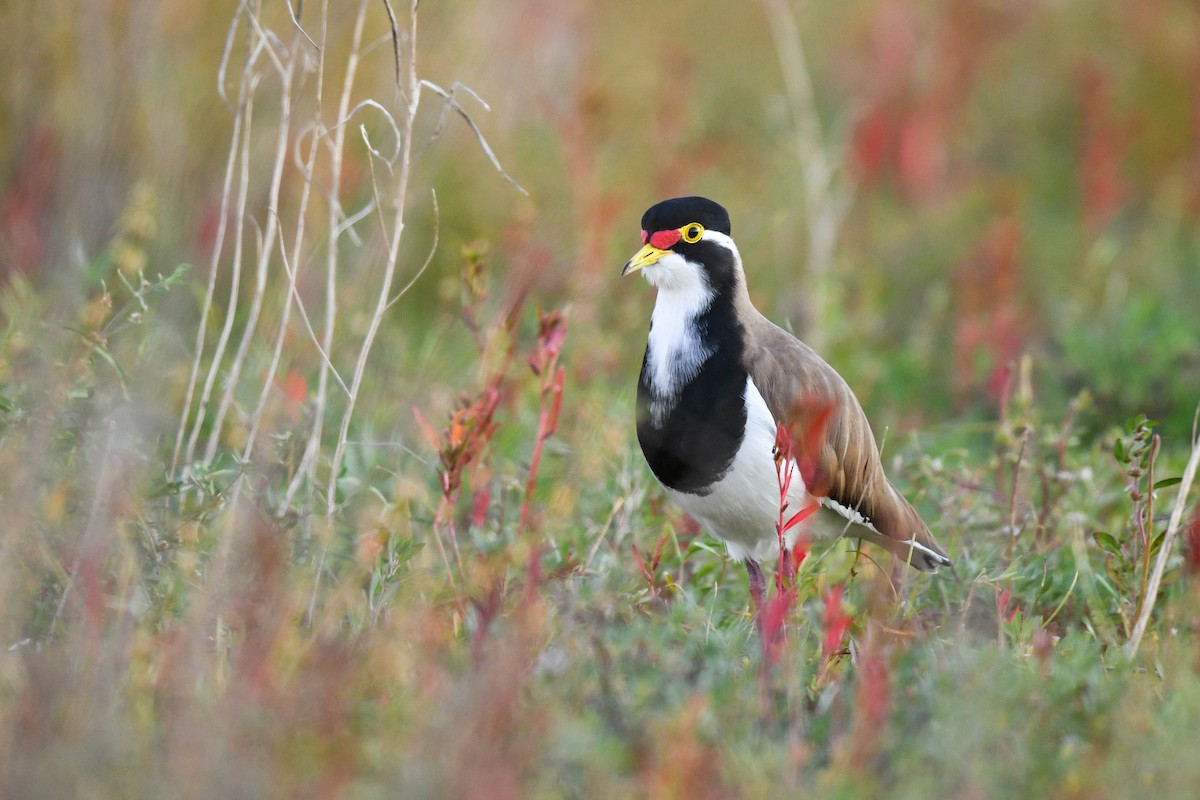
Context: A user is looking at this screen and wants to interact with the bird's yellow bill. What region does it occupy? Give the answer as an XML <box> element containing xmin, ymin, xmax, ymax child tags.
<box><xmin>621</xmin><ymin>245</ymin><xmax>669</xmax><ymax>276</ymax></box>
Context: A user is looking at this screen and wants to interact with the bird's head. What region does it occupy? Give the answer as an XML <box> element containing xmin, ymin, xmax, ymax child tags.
<box><xmin>621</xmin><ymin>196</ymin><xmax>740</xmax><ymax>293</ymax></box>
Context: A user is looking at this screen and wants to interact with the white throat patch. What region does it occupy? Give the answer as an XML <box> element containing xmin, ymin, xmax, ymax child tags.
<box><xmin>644</xmin><ymin>252</ymin><xmax>713</xmax><ymax>424</ymax></box>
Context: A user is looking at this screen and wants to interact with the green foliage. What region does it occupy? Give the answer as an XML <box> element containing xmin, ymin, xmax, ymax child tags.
<box><xmin>2</xmin><ymin>0</ymin><xmax>1200</xmax><ymax>798</ymax></box>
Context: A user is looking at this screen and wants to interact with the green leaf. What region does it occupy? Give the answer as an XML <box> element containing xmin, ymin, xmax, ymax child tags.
<box><xmin>1093</xmin><ymin>531</ymin><xmax>1122</xmax><ymax>557</ymax></box>
<box><xmin>1113</xmin><ymin>438</ymin><xmax>1126</xmax><ymax>462</ymax></box>
<box><xmin>687</xmin><ymin>538</ymin><xmax>724</xmax><ymax>557</ymax></box>
<box><xmin>1153</xmin><ymin>476</ymin><xmax>1182</xmax><ymax>490</ymax></box>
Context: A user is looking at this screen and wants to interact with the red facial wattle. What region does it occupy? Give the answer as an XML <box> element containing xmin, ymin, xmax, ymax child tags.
<box><xmin>647</xmin><ymin>229</ymin><xmax>682</xmax><ymax>250</ymax></box>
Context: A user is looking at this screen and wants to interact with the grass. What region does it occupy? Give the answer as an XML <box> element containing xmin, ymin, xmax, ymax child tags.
<box><xmin>3</xmin><ymin>0</ymin><xmax>1200</xmax><ymax>797</ymax></box>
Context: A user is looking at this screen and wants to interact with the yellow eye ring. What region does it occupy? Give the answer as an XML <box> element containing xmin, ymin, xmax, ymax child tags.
<box><xmin>681</xmin><ymin>223</ymin><xmax>704</xmax><ymax>244</ymax></box>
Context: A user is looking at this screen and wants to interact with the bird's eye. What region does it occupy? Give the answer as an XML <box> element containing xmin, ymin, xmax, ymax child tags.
<box><xmin>681</xmin><ymin>223</ymin><xmax>704</xmax><ymax>243</ymax></box>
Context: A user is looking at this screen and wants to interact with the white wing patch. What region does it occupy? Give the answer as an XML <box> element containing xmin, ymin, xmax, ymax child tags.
<box><xmin>820</xmin><ymin>496</ymin><xmax>878</xmax><ymax>532</ymax></box>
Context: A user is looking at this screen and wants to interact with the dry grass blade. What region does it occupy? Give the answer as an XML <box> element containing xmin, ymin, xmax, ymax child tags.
<box><xmin>1127</xmin><ymin>405</ymin><xmax>1200</xmax><ymax>658</ymax></box>
<box><xmin>380</xmin><ymin>0</ymin><xmax>402</xmax><ymax>88</ymax></box>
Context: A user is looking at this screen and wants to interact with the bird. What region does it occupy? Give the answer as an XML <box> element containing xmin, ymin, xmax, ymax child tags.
<box><xmin>622</xmin><ymin>196</ymin><xmax>951</xmax><ymax>602</ymax></box>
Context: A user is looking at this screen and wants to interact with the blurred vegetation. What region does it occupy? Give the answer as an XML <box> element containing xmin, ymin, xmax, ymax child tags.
<box><xmin>1</xmin><ymin>0</ymin><xmax>1199</xmax><ymax>797</ymax></box>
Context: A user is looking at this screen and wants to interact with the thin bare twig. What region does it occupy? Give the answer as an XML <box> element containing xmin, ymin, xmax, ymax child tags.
<box><xmin>324</xmin><ymin>8</ymin><xmax>423</xmax><ymax>520</ymax></box>
<box><xmin>309</xmin><ymin>0</ymin><xmax>420</xmax><ymax>617</ymax></box>
<box><xmin>289</xmin><ymin>122</ymin><xmax>367</xmax><ymax>247</ymax></box>
<box><xmin>419</xmin><ymin>79</ymin><xmax>528</xmax><ymax>195</ymax></box>
<box><xmin>171</xmin><ymin>101</ymin><xmax>244</xmax><ymax>477</ymax></box>
<box><xmin>385</xmin><ymin>189</ymin><xmax>438</xmax><ymax>311</ymax></box>
<box><xmin>335</xmin><ymin>197</ymin><xmax>376</xmax><ymax>242</ymax></box>
<box><xmin>380</xmin><ymin>0</ymin><xmax>402</xmax><ymax>88</ymax></box>
<box><xmin>242</xmin><ymin>0</ymin><xmax>289</xmax><ymax>77</ymax></box>
<box><xmin>181</xmin><ymin>80</ymin><xmax>258</xmax><ymax>473</ymax></box>
<box><xmin>216</xmin><ymin>3</ymin><xmax>246</xmax><ymax>110</ymax></box>
<box><xmin>175</xmin><ymin>16</ymin><xmax>271</xmax><ymax>479</ymax></box>
<box><xmin>273</xmin><ymin>227</ymin><xmax>350</xmax><ymax>398</ymax></box>
<box><xmin>426</xmin><ymin>81</ymin><xmax>490</xmax><ymax>148</ymax></box>
<box><xmin>240</xmin><ymin>23</ymin><xmax>329</xmax><ymax>470</ymax></box>
<box><xmin>204</xmin><ymin>41</ymin><xmax>299</xmax><ymax>466</ymax></box>
<box><xmin>285</xmin><ymin>0</ymin><xmax>320</xmax><ymax>51</ymax></box>
<box><xmin>281</xmin><ymin>0</ymin><xmax>371</xmax><ymax>516</ymax></box>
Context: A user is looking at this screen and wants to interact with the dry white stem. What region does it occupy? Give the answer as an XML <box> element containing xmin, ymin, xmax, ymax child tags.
<box><xmin>345</xmin><ymin>99</ymin><xmax>403</xmax><ymax>164</ymax></box>
<box><xmin>192</xmin><ymin>0</ymin><xmax>521</xmax><ymax>538</ymax></box>
<box><xmin>281</xmin><ymin>0</ymin><xmax>371</xmax><ymax>516</ymax></box>
<box><xmin>174</xmin><ymin>16</ymin><xmax>269</xmax><ymax>478</ymax></box>
<box><xmin>758</xmin><ymin>0</ymin><xmax>852</xmax><ymax>350</ymax></box>
<box><xmin>290</xmin><ymin>122</ymin><xmax>371</xmax><ymax>248</ymax></box>
<box><xmin>324</xmin><ymin>0</ymin><xmax>422</xmax><ymax>526</ymax></box>
<box><xmin>380</xmin><ymin>0</ymin><xmax>402</xmax><ymax>87</ymax></box>
<box><xmin>273</xmin><ymin>216</ymin><xmax>350</xmax><ymax>398</ymax></box>
<box><xmin>203</xmin><ymin>40</ymin><xmax>298</xmax><ymax>465</ymax></box>
<box><xmin>420</xmin><ymin>79</ymin><xmax>527</xmax><ymax>195</ymax></box>
<box><xmin>181</xmin><ymin>77</ymin><xmax>259</xmax><ymax>473</ymax></box>
<box><xmin>1127</xmin><ymin>407</ymin><xmax>1200</xmax><ymax>658</ymax></box>
<box><xmin>239</xmin><ymin>17</ymin><xmax>331</xmax><ymax>470</ymax></box>
<box><xmin>285</xmin><ymin>0</ymin><xmax>320</xmax><ymax>52</ymax></box>
<box><xmin>334</xmin><ymin>197</ymin><xmax>376</xmax><ymax>244</ymax></box>
<box><xmin>181</xmin><ymin>31</ymin><xmax>273</xmax><ymax>474</ymax></box>
<box><xmin>238</xmin><ymin>224</ymin><xmax>302</xmax><ymax>467</ymax></box>
<box><xmin>171</xmin><ymin>99</ymin><xmax>243</xmax><ymax>477</ymax></box>
<box><xmin>425</xmin><ymin>81</ymin><xmax>491</xmax><ymax>150</ymax></box>
<box><xmin>242</xmin><ymin>0</ymin><xmax>289</xmax><ymax>77</ymax></box>
<box><xmin>216</xmin><ymin>3</ymin><xmax>246</xmax><ymax>109</ymax></box>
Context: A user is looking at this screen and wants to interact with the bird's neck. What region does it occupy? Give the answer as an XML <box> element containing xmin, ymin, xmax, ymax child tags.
<box><xmin>644</xmin><ymin>280</ymin><xmax>742</xmax><ymax>401</ymax></box>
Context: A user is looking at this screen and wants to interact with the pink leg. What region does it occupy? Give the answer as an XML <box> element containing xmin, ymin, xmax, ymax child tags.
<box><xmin>745</xmin><ymin>559</ymin><xmax>766</xmax><ymax>614</ymax></box>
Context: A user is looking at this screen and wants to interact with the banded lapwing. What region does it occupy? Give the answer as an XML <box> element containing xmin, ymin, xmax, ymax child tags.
<box><xmin>622</xmin><ymin>196</ymin><xmax>950</xmax><ymax>601</ymax></box>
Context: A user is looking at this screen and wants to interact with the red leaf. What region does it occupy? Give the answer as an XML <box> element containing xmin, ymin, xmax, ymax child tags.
<box><xmin>412</xmin><ymin>405</ymin><xmax>441</xmax><ymax>451</ymax></box>
<box><xmin>783</xmin><ymin>502</ymin><xmax>820</xmax><ymax>533</ymax></box>
<box><xmin>995</xmin><ymin>586</ymin><xmax>1017</xmax><ymax>623</ymax></box>
<box><xmin>469</xmin><ymin>486</ymin><xmax>490</xmax><ymax>529</ymax></box>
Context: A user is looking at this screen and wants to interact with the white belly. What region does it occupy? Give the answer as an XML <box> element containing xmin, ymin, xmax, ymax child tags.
<box><xmin>663</xmin><ymin>378</ymin><xmax>809</xmax><ymax>563</ymax></box>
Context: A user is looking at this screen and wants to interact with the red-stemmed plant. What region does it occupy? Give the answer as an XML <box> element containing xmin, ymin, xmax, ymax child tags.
<box><xmin>519</xmin><ymin>307</ymin><xmax>568</xmax><ymax>534</ymax></box>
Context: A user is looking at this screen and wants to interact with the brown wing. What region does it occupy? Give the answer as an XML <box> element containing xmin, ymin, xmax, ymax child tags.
<box><xmin>741</xmin><ymin>310</ymin><xmax>948</xmax><ymax>562</ymax></box>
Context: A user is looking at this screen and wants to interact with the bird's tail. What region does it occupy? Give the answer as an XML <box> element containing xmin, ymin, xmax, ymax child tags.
<box><xmin>810</xmin><ymin>500</ymin><xmax>952</xmax><ymax>573</ymax></box>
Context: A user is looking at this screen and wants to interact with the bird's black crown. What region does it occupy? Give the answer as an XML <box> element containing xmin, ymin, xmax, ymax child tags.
<box><xmin>640</xmin><ymin>196</ymin><xmax>731</xmax><ymax>237</ymax></box>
